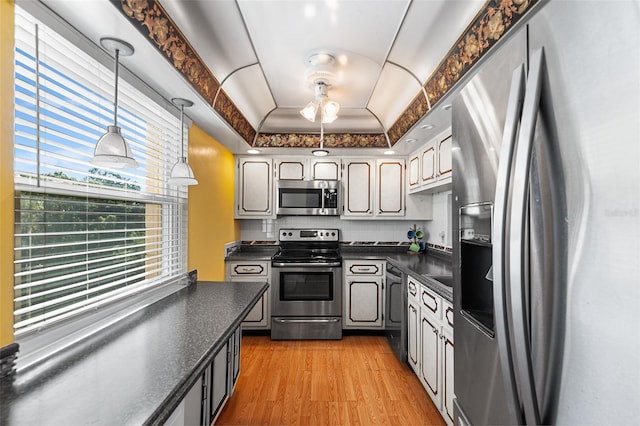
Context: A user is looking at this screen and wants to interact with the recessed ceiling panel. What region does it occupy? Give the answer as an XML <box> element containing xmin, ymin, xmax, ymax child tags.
<box><xmin>221</xmin><ymin>64</ymin><xmax>275</xmax><ymax>128</ymax></box>
<box><xmin>158</xmin><ymin>0</ymin><xmax>258</xmax><ymax>82</ymax></box>
<box><xmin>368</xmin><ymin>63</ymin><xmax>425</xmax><ymax>129</ymax></box>
<box><xmin>237</xmin><ymin>0</ymin><xmax>411</xmax><ymax>108</ymax></box>
<box><xmin>388</xmin><ymin>0</ymin><xmax>485</xmax><ymax>82</ymax></box>
<box><xmin>261</xmin><ymin>108</ymin><xmax>381</xmax><ymax>134</ymax></box>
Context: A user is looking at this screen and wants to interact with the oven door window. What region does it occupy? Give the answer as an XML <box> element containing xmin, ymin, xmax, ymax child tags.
<box><xmin>279</xmin><ymin>271</ymin><xmax>333</xmax><ymax>301</ymax></box>
<box><xmin>279</xmin><ymin>189</ymin><xmax>322</xmax><ymax>209</ymax></box>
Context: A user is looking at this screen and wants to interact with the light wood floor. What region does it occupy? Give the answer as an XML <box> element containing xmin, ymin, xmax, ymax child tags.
<box><xmin>216</xmin><ymin>335</ymin><xmax>445</xmax><ymax>425</ymax></box>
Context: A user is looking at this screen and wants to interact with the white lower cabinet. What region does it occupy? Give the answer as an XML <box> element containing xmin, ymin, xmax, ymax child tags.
<box><xmin>343</xmin><ymin>260</ymin><xmax>385</xmax><ymax>329</ymax></box>
<box><xmin>226</xmin><ymin>261</ymin><xmax>270</xmax><ymax>329</ymax></box>
<box><xmin>407</xmin><ymin>278</ymin><xmax>420</xmax><ymax>373</ymax></box>
<box><xmin>407</xmin><ymin>275</ymin><xmax>454</xmax><ymax>426</ymax></box>
<box><xmin>166</xmin><ymin>326</ymin><xmax>241</xmax><ymax>426</ymax></box>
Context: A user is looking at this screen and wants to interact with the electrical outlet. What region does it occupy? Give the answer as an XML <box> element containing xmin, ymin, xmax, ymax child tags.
<box><xmin>188</xmin><ymin>269</ymin><xmax>197</xmax><ymax>285</ymax></box>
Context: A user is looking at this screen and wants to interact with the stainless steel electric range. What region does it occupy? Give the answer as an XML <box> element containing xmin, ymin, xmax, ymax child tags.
<box><xmin>271</xmin><ymin>228</ymin><xmax>342</xmax><ymax>340</ymax></box>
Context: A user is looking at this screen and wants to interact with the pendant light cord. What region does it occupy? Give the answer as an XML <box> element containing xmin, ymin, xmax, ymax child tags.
<box><xmin>180</xmin><ymin>104</ymin><xmax>185</xmax><ymax>159</ymax></box>
<box><xmin>113</xmin><ymin>48</ymin><xmax>120</xmax><ymax>126</ymax></box>
<box><xmin>319</xmin><ymin>99</ymin><xmax>324</xmax><ymax>149</ymax></box>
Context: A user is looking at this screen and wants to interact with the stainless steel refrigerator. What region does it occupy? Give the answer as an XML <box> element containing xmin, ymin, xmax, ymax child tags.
<box><xmin>452</xmin><ymin>1</ymin><xmax>640</xmax><ymax>424</ymax></box>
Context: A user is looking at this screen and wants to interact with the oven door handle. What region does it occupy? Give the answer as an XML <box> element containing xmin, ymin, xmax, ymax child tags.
<box><xmin>272</xmin><ymin>261</ymin><xmax>342</xmax><ymax>267</ymax></box>
<box><xmin>273</xmin><ymin>318</ymin><xmax>341</xmax><ymax>324</ymax></box>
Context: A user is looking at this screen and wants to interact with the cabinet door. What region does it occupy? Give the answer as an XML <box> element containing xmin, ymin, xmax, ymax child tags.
<box><xmin>421</xmin><ymin>141</ymin><xmax>437</xmax><ymax>186</ymax></box>
<box><xmin>420</xmin><ymin>311</ymin><xmax>440</xmax><ymax>407</ymax></box>
<box><xmin>225</xmin><ymin>332</ymin><xmax>238</xmax><ymax>400</ymax></box>
<box><xmin>344</xmin><ymin>278</ymin><xmax>383</xmax><ymax>328</ymax></box>
<box><xmin>311</xmin><ymin>159</ymin><xmax>341</xmax><ymax>180</ymax></box>
<box><xmin>236</xmin><ymin>158</ymin><xmax>273</xmax><ymax>218</ymax></box>
<box><xmin>227</xmin><ymin>262</ymin><xmax>270</xmax><ymax>329</ymax></box>
<box><xmin>407</xmin><ymin>299</ymin><xmax>420</xmax><ymax>374</ymax></box>
<box><xmin>343</xmin><ymin>160</ymin><xmax>374</xmax><ymax>216</ymax></box>
<box><xmin>442</xmin><ymin>327</ymin><xmax>454</xmax><ymax>426</ymax></box>
<box><xmin>210</xmin><ymin>342</ymin><xmax>229</xmax><ymax>424</ymax></box>
<box><xmin>408</xmin><ymin>153</ymin><xmax>421</xmax><ymax>192</ymax></box>
<box><xmin>229</xmin><ymin>278</ymin><xmax>269</xmax><ymax>328</ymax></box>
<box><xmin>276</xmin><ymin>159</ymin><xmax>305</xmax><ymax>180</ymax></box>
<box><xmin>376</xmin><ymin>159</ymin><xmax>404</xmax><ymax>216</ymax></box>
<box><xmin>437</xmin><ymin>135</ymin><xmax>452</xmax><ymax>180</ymax></box>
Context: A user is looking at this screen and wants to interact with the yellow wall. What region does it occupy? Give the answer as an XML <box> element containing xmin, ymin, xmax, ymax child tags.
<box><xmin>1</xmin><ymin>0</ymin><xmax>15</xmax><ymax>347</ymax></box>
<box><xmin>187</xmin><ymin>123</ymin><xmax>239</xmax><ymax>280</ymax></box>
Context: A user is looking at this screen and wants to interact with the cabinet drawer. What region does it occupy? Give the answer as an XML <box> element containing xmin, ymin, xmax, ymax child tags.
<box><xmin>420</xmin><ymin>284</ymin><xmax>441</xmax><ymax>319</ymax></box>
<box><xmin>229</xmin><ymin>262</ymin><xmax>267</xmax><ymax>277</ymax></box>
<box><xmin>345</xmin><ymin>261</ymin><xmax>384</xmax><ymax>276</ymax></box>
<box><xmin>407</xmin><ymin>276</ymin><xmax>420</xmax><ymax>303</ymax></box>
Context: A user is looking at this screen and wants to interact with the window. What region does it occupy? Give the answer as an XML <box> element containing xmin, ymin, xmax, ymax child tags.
<box><xmin>13</xmin><ymin>7</ymin><xmax>188</xmax><ymax>336</ymax></box>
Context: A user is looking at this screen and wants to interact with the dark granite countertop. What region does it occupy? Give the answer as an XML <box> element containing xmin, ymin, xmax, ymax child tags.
<box><xmin>0</xmin><ymin>281</ymin><xmax>268</xmax><ymax>426</ymax></box>
<box><xmin>225</xmin><ymin>244</ymin><xmax>278</xmax><ymax>261</ymax></box>
<box><xmin>341</xmin><ymin>246</ymin><xmax>453</xmax><ymax>301</ymax></box>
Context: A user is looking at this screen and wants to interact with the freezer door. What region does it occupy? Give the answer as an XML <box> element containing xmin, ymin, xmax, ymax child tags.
<box><xmin>526</xmin><ymin>3</ymin><xmax>640</xmax><ymax>424</ymax></box>
<box><xmin>452</xmin><ymin>29</ymin><xmax>527</xmax><ymax>426</ymax></box>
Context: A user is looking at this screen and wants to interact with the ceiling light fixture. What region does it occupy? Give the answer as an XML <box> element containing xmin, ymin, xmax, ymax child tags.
<box><xmin>302</xmin><ymin>53</ymin><xmax>340</xmax><ymax>157</ymax></box>
<box><xmin>168</xmin><ymin>98</ymin><xmax>198</xmax><ymax>186</ymax></box>
<box><xmin>247</xmin><ymin>149</ymin><xmax>260</xmax><ymax>155</ymax></box>
<box><xmin>92</xmin><ymin>38</ymin><xmax>138</xmax><ymax>168</ymax></box>
<box><xmin>420</xmin><ymin>124</ymin><xmax>434</xmax><ymax>130</ymax></box>
<box><xmin>300</xmin><ymin>81</ymin><xmax>340</xmax><ymax>124</ymax></box>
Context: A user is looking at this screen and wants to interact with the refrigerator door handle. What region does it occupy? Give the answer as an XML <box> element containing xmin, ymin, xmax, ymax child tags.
<box><xmin>509</xmin><ymin>47</ymin><xmax>546</xmax><ymax>425</ymax></box>
<box><xmin>493</xmin><ymin>63</ymin><xmax>526</xmax><ymax>425</ymax></box>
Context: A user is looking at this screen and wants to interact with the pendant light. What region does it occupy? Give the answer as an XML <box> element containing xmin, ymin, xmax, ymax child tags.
<box><xmin>91</xmin><ymin>38</ymin><xmax>138</xmax><ymax>168</ymax></box>
<box><xmin>168</xmin><ymin>98</ymin><xmax>198</xmax><ymax>186</ymax></box>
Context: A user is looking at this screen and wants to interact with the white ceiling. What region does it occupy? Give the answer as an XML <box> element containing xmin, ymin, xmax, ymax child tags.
<box><xmin>31</xmin><ymin>0</ymin><xmax>484</xmax><ymax>155</ymax></box>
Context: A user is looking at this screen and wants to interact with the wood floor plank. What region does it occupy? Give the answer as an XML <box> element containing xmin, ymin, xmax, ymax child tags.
<box><xmin>216</xmin><ymin>335</ymin><xmax>445</xmax><ymax>425</ymax></box>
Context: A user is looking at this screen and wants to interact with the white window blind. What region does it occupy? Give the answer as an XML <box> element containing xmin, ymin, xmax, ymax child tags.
<box><xmin>13</xmin><ymin>7</ymin><xmax>188</xmax><ymax>336</ymax></box>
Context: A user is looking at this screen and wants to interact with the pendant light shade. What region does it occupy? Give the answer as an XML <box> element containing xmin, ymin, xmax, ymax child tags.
<box><xmin>92</xmin><ymin>38</ymin><xmax>138</xmax><ymax>168</ymax></box>
<box><xmin>168</xmin><ymin>157</ymin><xmax>198</xmax><ymax>185</ymax></box>
<box><xmin>168</xmin><ymin>98</ymin><xmax>198</xmax><ymax>186</ymax></box>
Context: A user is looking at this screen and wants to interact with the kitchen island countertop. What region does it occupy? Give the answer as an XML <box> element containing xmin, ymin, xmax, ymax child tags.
<box><xmin>0</xmin><ymin>281</ymin><xmax>268</xmax><ymax>426</ymax></box>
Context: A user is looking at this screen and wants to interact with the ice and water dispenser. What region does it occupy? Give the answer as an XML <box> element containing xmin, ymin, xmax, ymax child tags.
<box><xmin>459</xmin><ymin>202</ymin><xmax>495</xmax><ymax>337</ymax></box>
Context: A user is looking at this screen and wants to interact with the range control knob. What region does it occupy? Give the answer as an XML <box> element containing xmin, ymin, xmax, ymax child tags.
<box><xmin>288</xmin><ymin>232</ymin><xmax>293</xmax><ymax>236</ymax></box>
<box><xmin>331</xmin><ymin>232</ymin><xmax>336</xmax><ymax>236</ymax></box>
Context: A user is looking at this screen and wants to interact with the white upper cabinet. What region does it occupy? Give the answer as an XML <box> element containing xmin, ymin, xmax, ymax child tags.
<box><xmin>275</xmin><ymin>158</ymin><xmax>341</xmax><ymax>180</ymax></box>
<box><xmin>342</xmin><ymin>160</ymin><xmax>375</xmax><ymax>217</ymax></box>
<box><xmin>408</xmin><ymin>128</ymin><xmax>452</xmax><ymax>194</ymax></box>
<box><xmin>310</xmin><ymin>159</ymin><xmax>341</xmax><ymax>180</ymax></box>
<box><xmin>343</xmin><ymin>158</ymin><xmax>432</xmax><ymax>220</ymax></box>
<box><xmin>276</xmin><ymin>159</ymin><xmax>305</xmax><ymax>180</ymax></box>
<box><xmin>376</xmin><ymin>159</ymin><xmax>405</xmax><ymax>217</ymax></box>
<box><xmin>235</xmin><ymin>157</ymin><xmax>275</xmax><ymax>218</ymax></box>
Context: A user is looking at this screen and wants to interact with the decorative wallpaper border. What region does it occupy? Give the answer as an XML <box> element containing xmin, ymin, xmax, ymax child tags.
<box><xmin>112</xmin><ymin>0</ymin><xmax>539</xmax><ymax>149</ymax></box>
<box><xmin>254</xmin><ymin>133</ymin><xmax>388</xmax><ymax>149</ymax></box>
<box><xmin>388</xmin><ymin>0</ymin><xmax>540</xmax><ymax>144</ymax></box>
<box><xmin>111</xmin><ymin>0</ymin><xmax>255</xmax><ymax>143</ymax></box>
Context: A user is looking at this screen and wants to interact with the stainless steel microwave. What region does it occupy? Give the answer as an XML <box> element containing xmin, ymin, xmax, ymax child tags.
<box><xmin>276</xmin><ymin>180</ymin><xmax>340</xmax><ymax>216</ymax></box>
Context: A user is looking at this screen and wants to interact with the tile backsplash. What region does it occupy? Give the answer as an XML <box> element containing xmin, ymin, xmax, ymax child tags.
<box><xmin>422</xmin><ymin>190</ymin><xmax>452</xmax><ymax>248</ymax></box>
<box><xmin>239</xmin><ymin>189</ymin><xmax>453</xmax><ymax>250</ymax></box>
<box><xmin>240</xmin><ymin>216</ymin><xmax>429</xmax><ymax>244</ymax></box>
